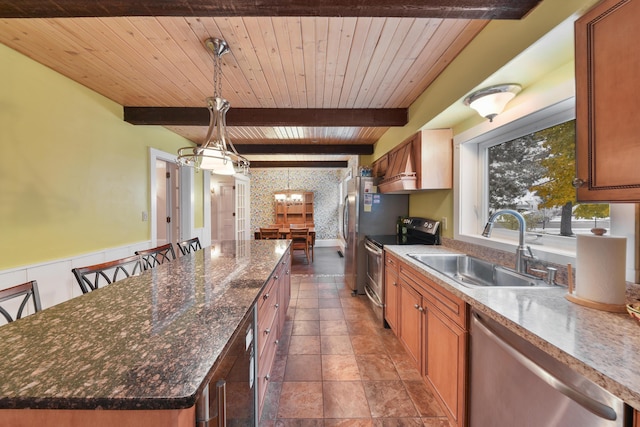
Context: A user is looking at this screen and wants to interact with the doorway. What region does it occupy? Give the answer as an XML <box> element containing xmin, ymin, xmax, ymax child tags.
<box><xmin>149</xmin><ymin>148</ymin><xmax>193</xmax><ymax>247</ymax></box>
<box><xmin>210</xmin><ymin>175</ymin><xmax>236</xmax><ymax>242</ymax></box>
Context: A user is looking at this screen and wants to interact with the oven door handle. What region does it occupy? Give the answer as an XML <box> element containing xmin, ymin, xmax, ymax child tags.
<box><xmin>364</xmin><ymin>284</ymin><xmax>384</xmax><ymax>308</ymax></box>
<box><xmin>364</xmin><ymin>240</ymin><xmax>383</xmax><ymax>256</ymax></box>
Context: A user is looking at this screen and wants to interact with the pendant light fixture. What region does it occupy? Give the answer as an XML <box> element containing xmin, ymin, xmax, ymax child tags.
<box><xmin>177</xmin><ymin>38</ymin><xmax>249</xmax><ymax>175</ymax></box>
<box><xmin>463</xmin><ymin>84</ymin><xmax>521</xmax><ymax>122</ymax></box>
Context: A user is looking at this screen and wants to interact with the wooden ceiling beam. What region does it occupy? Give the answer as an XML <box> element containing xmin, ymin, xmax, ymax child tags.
<box><xmin>250</xmin><ymin>161</ymin><xmax>349</xmax><ymax>169</ymax></box>
<box><xmin>236</xmin><ymin>144</ymin><xmax>372</xmax><ymax>155</ymax></box>
<box><xmin>0</xmin><ymin>1</ymin><xmax>541</xmax><ymax>19</ymax></box>
<box><xmin>124</xmin><ymin>107</ymin><xmax>407</xmax><ymax>127</ymax></box>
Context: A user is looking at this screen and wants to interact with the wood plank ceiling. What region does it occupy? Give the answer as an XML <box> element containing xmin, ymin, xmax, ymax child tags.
<box><xmin>0</xmin><ymin>1</ymin><xmax>542</xmax><ymax>165</ymax></box>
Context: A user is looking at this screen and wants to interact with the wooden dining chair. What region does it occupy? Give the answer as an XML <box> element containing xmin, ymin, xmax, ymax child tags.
<box><xmin>135</xmin><ymin>243</ymin><xmax>176</xmax><ymax>270</ymax></box>
<box><xmin>72</xmin><ymin>255</ymin><xmax>143</xmax><ymax>294</ymax></box>
<box><xmin>289</xmin><ymin>228</ymin><xmax>310</xmax><ymax>264</ymax></box>
<box><xmin>176</xmin><ymin>237</ymin><xmax>202</xmax><ymax>256</ymax></box>
<box><xmin>290</xmin><ymin>224</ymin><xmax>314</xmax><ymax>261</ymax></box>
<box><xmin>0</xmin><ymin>280</ymin><xmax>42</xmax><ymax>323</ymax></box>
<box><xmin>259</xmin><ymin>227</ymin><xmax>281</xmax><ymax>240</ymax></box>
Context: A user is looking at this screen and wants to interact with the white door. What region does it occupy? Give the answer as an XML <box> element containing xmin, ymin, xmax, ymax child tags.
<box><xmin>235</xmin><ymin>175</ymin><xmax>251</xmax><ymax>241</ymax></box>
<box><xmin>155</xmin><ymin>160</ymin><xmax>179</xmax><ymax>246</ymax></box>
<box><xmin>220</xmin><ymin>184</ymin><xmax>235</xmax><ymax>241</ymax></box>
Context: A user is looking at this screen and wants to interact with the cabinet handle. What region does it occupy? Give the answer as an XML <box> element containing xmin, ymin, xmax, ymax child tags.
<box><xmin>572</xmin><ymin>178</ymin><xmax>586</xmax><ymax>188</ymax></box>
<box><xmin>265</xmin><ymin>374</ymin><xmax>270</xmax><ymax>381</ymax></box>
<box><xmin>275</xmin><ymin>339</ymin><xmax>279</xmax><ymax>345</ymax></box>
<box><xmin>263</xmin><ymin>293</ymin><xmax>269</xmax><ymax>300</ymax></box>
<box><xmin>274</xmin><ymin>275</ymin><xmax>279</xmax><ymax>280</ymax></box>
<box><xmin>275</xmin><ymin>303</ymin><xmax>279</xmax><ymax>308</ymax></box>
<box><xmin>418</xmin><ymin>306</ymin><xmax>424</xmax><ymax>312</ymax></box>
<box><xmin>414</xmin><ymin>304</ymin><xmax>419</xmax><ymax>309</ymax></box>
<box><xmin>393</xmin><ymin>281</ymin><xmax>397</xmax><ymax>286</ymax></box>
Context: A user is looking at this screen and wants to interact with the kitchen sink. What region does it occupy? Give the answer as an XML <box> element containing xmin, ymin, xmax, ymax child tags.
<box><xmin>408</xmin><ymin>253</ymin><xmax>557</xmax><ymax>289</ymax></box>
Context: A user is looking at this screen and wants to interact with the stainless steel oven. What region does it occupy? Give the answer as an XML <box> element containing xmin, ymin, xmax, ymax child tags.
<box><xmin>365</xmin><ymin>217</ymin><xmax>441</xmax><ymax>328</ymax></box>
<box><xmin>364</xmin><ymin>238</ymin><xmax>385</xmax><ymax>326</ymax></box>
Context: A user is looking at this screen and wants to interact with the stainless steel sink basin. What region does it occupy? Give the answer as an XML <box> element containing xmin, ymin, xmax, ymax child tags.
<box><xmin>408</xmin><ymin>253</ymin><xmax>557</xmax><ymax>289</ymax></box>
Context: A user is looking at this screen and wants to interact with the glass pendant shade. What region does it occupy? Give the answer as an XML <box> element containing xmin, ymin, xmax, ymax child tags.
<box><xmin>464</xmin><ymin>84</ymin><xmax>521</xmax><ymax>122</ymax></box>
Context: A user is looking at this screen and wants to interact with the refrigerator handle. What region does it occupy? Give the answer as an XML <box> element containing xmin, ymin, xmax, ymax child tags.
<box><xmin>342</xmin><ymin>195</ymin><xmax>349</xmax><ymax>242</ymax></box>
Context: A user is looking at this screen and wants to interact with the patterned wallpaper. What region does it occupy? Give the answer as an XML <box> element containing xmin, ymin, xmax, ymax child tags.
<box><xmin>250</xmin><ymin>168</ymin><xmax>346</xmax><ymax>240</ymax></box>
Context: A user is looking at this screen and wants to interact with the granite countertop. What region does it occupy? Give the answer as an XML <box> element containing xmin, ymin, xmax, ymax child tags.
<box><xmin>0</xmin><ymin>239</ymin><xmax>289</xmax><ymax>411</ymax></box>
<box><xmin>386</xmin><ymin>244</ymin><xmax>640</xmax><ymax>411</ymax></box>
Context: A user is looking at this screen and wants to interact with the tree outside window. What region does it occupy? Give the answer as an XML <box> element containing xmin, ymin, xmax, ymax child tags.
<box><xmin>488</xmin><ymin>120</ymin><xmax>609</xmax><ymax>237</ymax></box>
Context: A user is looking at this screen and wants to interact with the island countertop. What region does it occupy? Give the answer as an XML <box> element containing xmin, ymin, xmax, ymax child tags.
<box><xmin>386</xmin><ymin>244</ymin><xmax>640</xmax><ymax>411</ymax></box>
<box><xmin>0</xmin><ymin>239</ymin><xmax>289</xmax><ymax>411</ymax></box>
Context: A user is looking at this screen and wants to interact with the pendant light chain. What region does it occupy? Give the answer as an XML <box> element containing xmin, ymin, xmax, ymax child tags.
<box><xmin>213</xmin><ymin>44</ymin><xmax>223</xmax><ymax>100</ymax></box>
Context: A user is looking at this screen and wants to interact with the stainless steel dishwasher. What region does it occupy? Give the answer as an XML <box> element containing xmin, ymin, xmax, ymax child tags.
<box><xmin>470</xmin><ymin>309</ymin><xmax>631</xmax><ymax>427</ymax></box>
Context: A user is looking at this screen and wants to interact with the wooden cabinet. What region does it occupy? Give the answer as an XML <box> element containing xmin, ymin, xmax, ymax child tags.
<box><xmin>384</xmin><ymin>253</ymin><xmax>400</xmax><ymax>333</ymax></box>
<box><xmin>257</xmin><ymin>248</ymin><xmax>291</xmax><ymax>419</ymax></box>
<box><xmin>398</xmin><ymin>279</ymin><xmax>424</xmax><ymax>367</ymax></box>
<box><xmin>424</xmin><ymin>302</ymin><xmax>467</xmax><ymax>427</ymax></box>
<box><xmin>274</xmin><ymin>191</ymin><xmax>314</xmax><ymax>225</ymax></box>
<box><xmin>575</xmin><ymin>0</ymin><xmax>640</xmax><ymax>201</ymax></box>
<box><xmin>377</xmin><ymin>129</ymin><xmax>452</xmax><ymax>193</ymax></box>
<box><xmin>393</xmin><ymin>257</ymin><xmax>468</xmax><ymax>427</ymax></box>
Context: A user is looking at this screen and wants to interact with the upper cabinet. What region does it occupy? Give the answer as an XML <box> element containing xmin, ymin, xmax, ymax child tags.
<box><xmin>575</xmin><ymin>0</ymin><xmax>640</xmax><ymax>202</ymax></box>
<box><xmin>374</xmin><ymin>129</ymin><xmax>452</xmax><ymax>194</ymax></box>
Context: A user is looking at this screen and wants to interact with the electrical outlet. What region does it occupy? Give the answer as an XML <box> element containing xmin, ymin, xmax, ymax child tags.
<box><xmin>142</xmin><ymin>211</ymin><xmax>148</xmax><ymax>222</ymax></box>
<box><xmin>441</xmin><ymin>217</ymin><xmax>447</xmax><ymax>230</ymax></box>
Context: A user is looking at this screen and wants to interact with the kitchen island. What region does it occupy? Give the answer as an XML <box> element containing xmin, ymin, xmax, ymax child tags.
<box><xmin>0</xmin><ymin>239</ymin><xmax>290</xmax><ymax>426</ymax></box>
<box><xmin>386</xmin><ymin>244</ymin><xmax>640</xmax><ymax>412</ymax></box>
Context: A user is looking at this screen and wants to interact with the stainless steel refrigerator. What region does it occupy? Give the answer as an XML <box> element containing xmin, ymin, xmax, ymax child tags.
<box><xmin>342</xmin><ymin>176</ymin><xmax>409</xmax><ymax>294</ymax></box>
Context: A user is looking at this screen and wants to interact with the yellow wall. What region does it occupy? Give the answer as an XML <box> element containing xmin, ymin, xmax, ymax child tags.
<box><xmin>372</xmin><ymin>0</ymin><xmax>599</xmax><ymax>239</ymax></box>
<box><xmin>0</xmin><ymin>44</ymin><xmax>195</xmax><ymax>269</ymax></box>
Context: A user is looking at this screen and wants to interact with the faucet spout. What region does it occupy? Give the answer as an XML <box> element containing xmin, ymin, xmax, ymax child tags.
<box><xmin>482</xmin><ymin>209</ymin><xmax>532</xmax><ymax>273</ymax></box>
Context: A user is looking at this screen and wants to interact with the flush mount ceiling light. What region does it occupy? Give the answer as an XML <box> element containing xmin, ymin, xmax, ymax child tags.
<box><xmin>463</xmin><ymin>84</ymin><xmax>522</xmax><ymax>122</ymax></box>
<box><xmin>177</xmin><ymin>38</ymin><xmax>249</xmax><ymax>175</ymax></box>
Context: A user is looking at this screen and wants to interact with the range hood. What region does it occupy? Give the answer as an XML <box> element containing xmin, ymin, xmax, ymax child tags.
<box><xmin>375</xmin><ymin>129</ymin><xmax>453</xmax><ymax>194</ymax></box>
<box><xmin>377</xmin><ymin>142</ymin><xmax>417</xmax><ymax>193</ymax></box>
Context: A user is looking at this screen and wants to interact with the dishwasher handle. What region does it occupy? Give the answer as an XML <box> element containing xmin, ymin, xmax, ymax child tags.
<box><xmin>472</xmin><ymin>312</ymin><xmax>618</xmax><ymax>422</ymax></box>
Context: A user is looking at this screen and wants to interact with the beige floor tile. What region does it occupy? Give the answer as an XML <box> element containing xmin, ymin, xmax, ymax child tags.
<box><xmin>277</xmin><ymin>382</ymin><xmax>324</xmax><ymax>419</ymax></box>
<box><xmin>362</xmin><ymin>381</ymin><xmax>418</xmax><ymax>418</ymax></box>
<box><xmin>319</xmin><ymin>308</ymin><xmax>345</xmax><ymax>320</ymax></box>
<box><xmin>320</xmin><ymin>320</ymin><xmax>349</xmax><ymax>335</ymax></box>
<box><xmin>292</xmin><ymin>320</ymin><xmax>321</xmax><ymax>336</ymax></box>
<box><xmin>404</xmin><ymin>381</ymin><xmax>446</xmax><ymax>417</ymax></box>
<box><xmin>296</xmin><ymin>308</ymin><xmax>320</xmax><ymax>321</ymax></box>
<box><xmin>322</xmin><ymin>354</ymin><xmax>361</xmax><ymax>381</ymax></box>
<box><xmin>297</xmin><ymin>298</ymin><xmax>320</xmax><ymax>309</ymax></box>
<box><xmin>324</xmin><ymin>419</ymin><xmax>373</xmax><ymax>427</ymax></box>
<box><xmin>319</xmin><ymin>298</ymin><xmax>343</xmax><ymax>308</ymax></box>
<box><xmin>298</xmin><ymin>290</ymin><xmax>320</xmax><ymax>299</ymax></box>
<box><xmin>388</xmin><ymin>352</ymin><xmax>422</xmax><ymax>381</ymax></box>
<box><xmin>355</xmin><ymin>354</ymin><xmax>399</xmax><ymax>381</ymax></box>
<box><xmin>350</xmin><ymin>335</ymin><xmax>388</xmax><ymax>355</ymax></box>
<box><xmin>284</xmin><ymin>354</ymin><xmax>322</xmax><ymax>381</ymax></box>
<box><xmin>323</xmin><ymin>381</ymin><xmax>371</xmax><ymax>419</ymax></box>
<box><xmin>321</xmin><ymin>335</ymin><xmax>354</xmax><ymax>355</ymax></box>
<box><xmin>288</xmin><ymin>335</ymin><xmax>321</xmax><ymax>354</ymax></box>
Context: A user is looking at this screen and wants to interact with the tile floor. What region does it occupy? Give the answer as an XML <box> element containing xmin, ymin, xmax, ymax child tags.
<box><xmin>259</xmin><ymin>248</ymin><xmax>451</xmax><ymax>426</ymax></box>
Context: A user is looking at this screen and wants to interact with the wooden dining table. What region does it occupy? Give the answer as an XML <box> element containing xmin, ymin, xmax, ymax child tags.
<box><xmin>255</xmin><ymin>227</ymin><xmax>316</xmax><ymax>245</ymax></box>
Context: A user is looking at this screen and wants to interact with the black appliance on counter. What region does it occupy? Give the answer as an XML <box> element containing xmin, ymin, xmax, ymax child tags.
<box><xmin>364</xmin><ymin>217</ymin><xmax>440</xmax><ymax>327</ymax></box>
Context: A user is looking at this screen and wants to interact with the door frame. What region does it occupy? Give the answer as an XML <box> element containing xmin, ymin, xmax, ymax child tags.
<box><xmin>149</xmin><ymin>148</ymin><xmax>193</xmax><ymax>247</ymax></box>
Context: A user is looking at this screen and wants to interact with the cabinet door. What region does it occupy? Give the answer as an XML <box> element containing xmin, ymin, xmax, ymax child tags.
<box><xmin>425</xmin><ymin>306</ymin><xmax>467</xmax><ymax>427</ymax></box>
<box><xmin>398</xmin><ymin>281</ymin><xmax>423</xmax><ymax>368</ymax></box>
<box><xmin>575</xmin><ymin>0</ymin><xmax>640</xmax><ymax>201</ymax></box>
<box><xmin>384</xmin><ymin>266</ymin><xmax>399</xmax><ymax>333</ymax></box>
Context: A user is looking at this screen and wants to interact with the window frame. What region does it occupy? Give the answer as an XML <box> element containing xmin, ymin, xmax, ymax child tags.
<box><xmin>454</xmin><ymin>97</ymin><xmax>632</xmax><ymax>268</ymax></box>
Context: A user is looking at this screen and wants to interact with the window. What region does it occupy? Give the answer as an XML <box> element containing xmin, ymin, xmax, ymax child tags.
<box><xmin>486</xmin><ymin>119</ymin><xmax>609</xmax><ymax>242</ymax></box>
<box><xmin>455</xmin><ymin>98</ymin><xmax>634</xmax><ymax>269</ymax></box>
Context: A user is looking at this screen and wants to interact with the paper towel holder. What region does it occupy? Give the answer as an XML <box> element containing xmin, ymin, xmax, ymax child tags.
<box><xmin>565</xmin><ymin>229</ymin><xmax>627</xmax><ymax>313</ymax></box>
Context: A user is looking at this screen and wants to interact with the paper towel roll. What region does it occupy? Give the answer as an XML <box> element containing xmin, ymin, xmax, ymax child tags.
<box><xmin>575</xmin><ymin>234</ymin><xmax>626</xmax><ymax>305</ymax></box>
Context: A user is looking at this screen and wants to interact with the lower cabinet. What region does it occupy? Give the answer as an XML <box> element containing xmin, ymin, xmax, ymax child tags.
<box><xmin>384</xmin><ymin>253</ymin><xmax>400</xmax><ymax>333</ymax></box>
<box><xmin>257</xmin><ymin>248</ymin><xmax>291</xmax><ymax>420</ymax></box>
<box><xmin>394</xmin><ymin>257</ymin><xmax>468</xmax><ymax>427</ymax></box>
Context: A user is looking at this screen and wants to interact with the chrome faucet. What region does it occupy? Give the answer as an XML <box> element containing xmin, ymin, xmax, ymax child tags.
<box><xmin>482</xmin><ymin>209</ymin><xmax>534</xmax><ymax>274</ymax></box>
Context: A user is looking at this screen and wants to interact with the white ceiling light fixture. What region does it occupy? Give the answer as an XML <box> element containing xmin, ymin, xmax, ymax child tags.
<box><xmin>177</xmin><ymin>38</ymin><xmax>249</xmax><ymax>175</ymax></box>
<box><xmin>463</xmin><ymin>84</ymin><xmax>522</xmax><ymax>122</ymax></box>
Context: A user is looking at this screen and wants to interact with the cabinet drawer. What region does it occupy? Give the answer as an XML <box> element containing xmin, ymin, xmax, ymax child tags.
<box><xmin>400</xmin><ymin>262</ymin><xmax>467</xmax><ymax>329</ymax></box>
<box><xmin>257</xmin><ymin>300</ymin><xmax>279</xmax><ymax>359</ymax></box>
<box><xmin>385</xmin><ymin>252</ymin><xmax>400</xmax><ymax>271</ymax></box>
<box><xmin>257</xmin><ymin>317</ymin><xmax>280</xmax><ymax>415</ymax></box>
<box><xmin>258</xmin><ymin>276</ymin><xmax>278</xmax><ymax>317</ymax></box>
